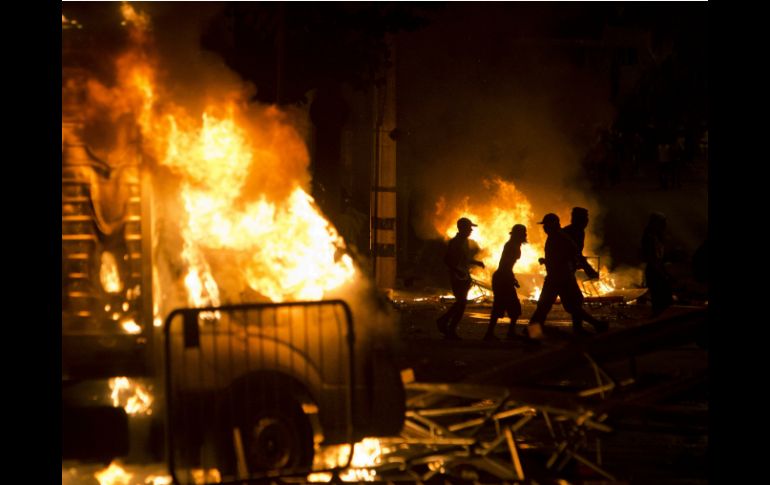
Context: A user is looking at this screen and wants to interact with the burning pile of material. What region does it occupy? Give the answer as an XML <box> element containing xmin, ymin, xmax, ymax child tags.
<box><xmin>308</xmin><ymin>438</ymin><xmax>384</xmax><ymax>482</ymax></box>
<box><xmin>435</xmin><ymin>177</ymin><xmax>542</xmax><ymax>277</ymax></box>
<box><xmin>434</xmin><ymin>177</ymin><xmax>626</xmax><ymax>299</ymax></box>
<box><xmin>62</xmin><ymin>461</ymin><xmax>172</xmax><ymax>485</ymax></box>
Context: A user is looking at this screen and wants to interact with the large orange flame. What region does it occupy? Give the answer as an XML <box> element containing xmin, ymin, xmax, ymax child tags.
<box><xmin>85</xmin><ymin>4</ymin><xmax>358</xmax><ymax>306</ymax></box>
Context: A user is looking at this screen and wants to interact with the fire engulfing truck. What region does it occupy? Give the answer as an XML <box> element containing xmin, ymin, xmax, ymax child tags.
<box><xmin>62</xmin><ymin>19</ymin><xmax>405</xmax><ymax>483</ymax></box>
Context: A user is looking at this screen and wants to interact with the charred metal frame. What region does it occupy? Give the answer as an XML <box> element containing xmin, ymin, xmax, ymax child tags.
<box><xmin>367</xmin><ymin>351</ymin><xmax>620</xmax><ymax>482</ymax></box>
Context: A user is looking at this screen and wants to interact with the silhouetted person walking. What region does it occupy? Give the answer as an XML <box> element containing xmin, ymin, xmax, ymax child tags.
<box><xmin>642</xmin><ymin>212</ymin><xmax>673</xmax><ymax>316</ymax></box>
<box><xmin>437</xmin><ymin>217</ymin><xmax>485</xmax><ymax>339</ymax></box>
<box><xmin>562</xmin><ymin>207</ymin><xmax>599</xmax><ymax>280</ymax></box>
<box><xmin>526</xmin><ymin>213</ymin><xmax>607</xmax><ymax>340</ymax></box>
<box><xmin>483</xmin><ymin>224</ymin><xmax>527</xmax><ymax>341</ymax></box>
<box><xmin>562</xmin><ymin>207</ymin><xmax>607</xmax><ymax>335</ymax></box>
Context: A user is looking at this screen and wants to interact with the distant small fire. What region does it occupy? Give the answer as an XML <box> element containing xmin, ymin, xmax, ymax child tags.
<box><xmin>94</xmin><ymin>461</ymin><xmax>132</xmax><ymax>485</ymax></box>
<box><xmin>63</xmin><ymin>461</ymin><xmax>171</xmax><ymax>485</ymax></box>
<box><xmin>120</xmin><ymin>318</ymin><xmax>142</xmax><ymax>334</ymax></box>
<box><xmin>109</xmin><ymin>377</ymin><xmax>153</xmax><ymax>416</ymax></box>
<box><xmin>62</xmin><ymin>14</ymin><xmax>82</xmax><ymax>30</ymax></box>
<box><xmin>308</xmin><ymin>437</ymin><xmax>383</xmax><ymax>482</ymax></box>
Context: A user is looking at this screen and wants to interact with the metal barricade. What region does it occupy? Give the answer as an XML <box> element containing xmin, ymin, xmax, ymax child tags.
<box><xmin>163</xmin><ymin>300</ymin><xmax>355</xmax><ymax>484</ymax></box>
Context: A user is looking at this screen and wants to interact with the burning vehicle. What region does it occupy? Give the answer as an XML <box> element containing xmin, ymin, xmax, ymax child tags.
<box><xmin>62</xmin><ymin>5</ymin><xmax>404</xmax><ymax>483</ymax></box>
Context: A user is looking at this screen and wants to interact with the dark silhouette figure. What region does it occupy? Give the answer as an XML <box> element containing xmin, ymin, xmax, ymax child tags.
<box><xmin>562</xmin><ymin>207</ymin><xmax>600</xmax><ymax>280</ymax></box>
<box><xmin>436</xmin><ymin>217</ymin><xmax>485</xmax><ymax>339</ymax></box>
<box><xmin>642</xmin><ymin>212</ymin><xmax>673</xmax><ymax>316</ymax></box>
<box><xmin>526</xmin><ymin>213</ymin><xmax>607</xmax><ymax>340</ymax></box>
<box><xmin>483</xmin><ymin>224</ymin><xmax>527</xmax><ymax>341</ymax></box>
<box><xmin>562</xmin><ymin>207</ymin><xmax>607</xmax><ymax>335</ymax></box>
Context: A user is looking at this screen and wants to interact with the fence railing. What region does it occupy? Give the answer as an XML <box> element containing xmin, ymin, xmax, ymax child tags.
<box><xmin>163</xmin><ymin>300</ymin><xmax>356</xmax><ymax>484</ymax></box>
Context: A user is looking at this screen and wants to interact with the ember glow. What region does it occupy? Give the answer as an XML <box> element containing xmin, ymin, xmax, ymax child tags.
<box><xmin>120</xmin><ymin>318</ymin><xmax>142</xmax><ymax>334</ymax></box>
<box><xmin>189</xmin><ymin>469</ymin><xmax>221</xmax><ymax>484</ymax></box>
<box><xmin>441</xmin><ymin>283</ymin><xmax>490</xmax><ymax>302</ymax></box>
<box><xmin>309</xmin><ymin>438</ymin><xmax>383</xmax><ymax>482</ymax></box>
<box><xmin>100</xmin><ymin>252</ymin><xmax>123</xmax><ymax>294</ymax></box>
<box><xmin>94</xmin><ymin>461</ymin><xmax>133</xmax><ymax>485</ymax></box>
<box><xmin>90</xmin><ymin>4</ymin><xmax>358</xmax><ymax>307</ymax></box>
<box><xmin>146</xmin><ymin>476</ymin><xmax>173</xmax><ymax>485</ymax></box>
<box><xmin>64</xmin><ymin>463</ymin><xmax>171</xmax><ymax>485</ymax></box>
<box><xmin>340</xmin><ymin>437</ymin><xmax>382</xmax><ymax>481</ymax></box>
<box><xmin>109</xmin><ymin>377</ymin><xmax>153</xmax><ymax>416</ymax></box>
<box><xmin>62</xmin><ymin>13</ymin><xmax>82</xmax><ymax>30</ymax></box>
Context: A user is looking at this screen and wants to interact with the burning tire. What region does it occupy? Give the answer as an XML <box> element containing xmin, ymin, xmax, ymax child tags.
<box><xmin>221</xmin><ymin>375</ymin><xmax>315</xmax><ymax>476</ymax></box>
